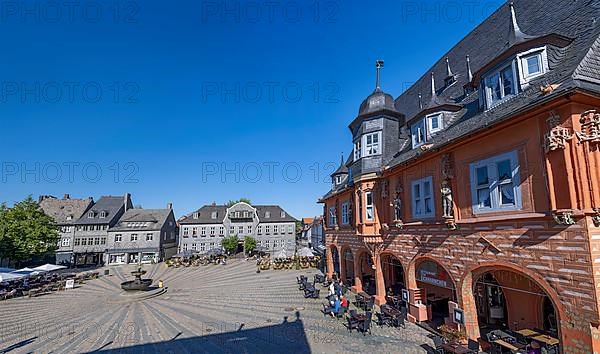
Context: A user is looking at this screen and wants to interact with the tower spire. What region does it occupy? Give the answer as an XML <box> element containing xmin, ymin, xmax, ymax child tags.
<box><xmin>508</xmin><ymin>2</ymin><xmax>531</xmax><ymax>46</ymax></box>
<box><xmin>340</xmin><ymin>153</ymin><xmax>344</xmax><ymax>166</ymax></box>
<box><xmin>466</xmin><ymin>55</ymin><xmax>473</xmax><ymax>82</ymax></box>
<box><xmin>375</xmin><ymin>60</ymin><xmax>384</xmax><ymax>92</ymax></box>
<box><xmin>430</xmin><ymin>72</ymin><xmax>437</xmax><ymax>99</ymax></box>
<box><xmin>445</xmin><ymin>57</ymin><xmax>454</xmax><ymax>78</ymax></box>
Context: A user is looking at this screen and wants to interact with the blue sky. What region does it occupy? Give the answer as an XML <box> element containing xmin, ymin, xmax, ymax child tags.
<box><xmin>0</xmin><ymin>0</ymin><xmax>503</xmax><ymax>219</ymax></box>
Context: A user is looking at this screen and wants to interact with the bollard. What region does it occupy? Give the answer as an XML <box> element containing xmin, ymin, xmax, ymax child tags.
<box><xmin>158</xmin><ymin>280</ymin><xmax>164</xmax><ymax>288</ymax></box>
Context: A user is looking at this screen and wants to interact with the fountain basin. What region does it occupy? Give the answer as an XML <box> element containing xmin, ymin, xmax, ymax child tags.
<box><xmin>121</xmin><ymin>279</ymin><xmax>153</xmax><ymax>291</ymax></box>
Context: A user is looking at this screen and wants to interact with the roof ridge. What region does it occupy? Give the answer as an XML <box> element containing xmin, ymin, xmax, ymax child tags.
<box><xmin>573</xmin><ymin>29</ymin><xmax>600</xmax><ymax>84</ymax></box>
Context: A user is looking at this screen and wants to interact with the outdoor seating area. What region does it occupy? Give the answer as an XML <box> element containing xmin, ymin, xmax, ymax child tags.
<box><xmin>258</xmin><ymin>254</ymin><xmax>322</xmax><ymax>271</ymax></box>
<box><xmin>0</xmin><ymin>264</ymin><xmax>99</xmax><ymax>301</ymax></box>
<box><xmin>165</xmin><ymin>250</ymin><xmax>228</xmax><ymax>267</ymax></box>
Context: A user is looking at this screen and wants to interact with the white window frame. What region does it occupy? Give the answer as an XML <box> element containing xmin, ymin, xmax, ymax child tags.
<box><xmin>210</xmin><ymin>226</ymin><xmax>215</xmax><ymax>236</ymax></box>
<box><xmin>484</xmin><ymin>61</ymin><xmax>518</xmax><ymax>109</ymax></box>
<box><xmin>365</xmin><ymin>192</ymin><xmax>374</xmax><ymax>221</ymax></box>
<box><xmin>411</xmin><ymin>176</ymin><xmax>435</xmax><ymax>219</ymax></box>
<box><xmin>201</xmin><ymin>227</ymin><xmax>206</xmax><ymax>236</ymax></box>
<box><xmin>515</xmin><ymin>46</ymin><xmax>549</xmax><ymax>88</ymax></box>
<box><xmin>257</xmin><ymin>225</ymin><xmax>262</xmax><ymax>234</ymax></box>
<box><xmin>131</xmin><ymin>234</ymin><xmax>138</xmax><ymax>242</ymax></box>
<box><xmin>61</xmin><ymin>238</ymin><xmax>70</xmax><ymax>247</ymax></box>
<box><xmin>363</xmin><ymin>131</ymin><xmax>382</xmax><ymax>157</ymax></box>
<box><xmin>219</xmin><ymin>226</ymin><xmax>224</xmax><ymax>236</ymax></box>
<box><xmin>115</xmin><ymin>234</ymin><xmax>122</xmax><ymax>242</ymax></box>
<box><xmin>341</xmin><ymin>202</ymin><xmax>349</xmax><ymax>225</ymax></box>
<box><xmin>328</xmin><ymin>207</ymin><xmax>337</xmax><ymax>227</ymax></box>
<box><xmin>146</xmin><ymin>233</ymin><xmax>153</xmax><ymax>241</ymax></box>
<box><xmin>274</xmin><ymin>225</ymin><xmax>279</xmax><ymax>234</ymax></box>
<box><xmin>411</xmin><ymin>119</ymin><xmax>426</xmax><ymax>148</ymax></box>
<box><xmin>469</xmin><ymin>150</ymin><xmax>522</xmax><ymax>215</ymax></box>
<box><xmin>354</xmin><ymin>139</ymin><xmax>362</xmax><ymax>160</ymax></box>
<box><xmin>427</xmin><ymin>113</ymin><xmax>443</xmax><ymax>133</ymax></box>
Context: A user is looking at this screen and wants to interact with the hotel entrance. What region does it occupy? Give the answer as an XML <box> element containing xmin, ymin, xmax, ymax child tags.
<box><xmin>416</xmin><ymin>260</ymin><xmax>456</xmax><ymax>328</ymax></box>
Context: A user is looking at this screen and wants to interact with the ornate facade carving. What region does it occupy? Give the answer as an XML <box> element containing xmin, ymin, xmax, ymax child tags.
<box><xmin>392</xmin><ymin>183</ymin><xmax>403</xmax><ymax>228</ymax></box>
<box><xmin>553</xmin><ymin>210</ymin><xmax>576</xmax><ymax>226</ymax></box>
<box><xmin>441</xmin><ymin>154</ymin><xmax>457</xmax><ymax>229</ymax></box>
<box><xmin>593</xmin><ymin>208</ymin><xmax>600</xmax><ymax>228</ymax></box>
<box><xmin>576</xmin><ymin>110</ymin><xmax>600</xmax><ymax>144</ymax></box>
<box><xmin>381</xmin><ymin>180</ymin><xmax>389</xmax><ymax>199</ymax></box>
<box><xmin>544</xmin><ymin>111</ymin><xmax>572</xmax><ymax>153</ymax></box>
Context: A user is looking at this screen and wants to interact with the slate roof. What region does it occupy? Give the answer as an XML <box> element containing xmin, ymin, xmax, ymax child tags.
<box><xmin>321</xmin><ymin>0</ymin><xmax>600</xmax><ymax>201</ymax></box>
<box><xmin>39</xmin><ymin>196</ymin><xmax>94</xmax><ymax>225</ymax></box>
<box><xmin>179</xmin><ymin>204</ymin><xmax>297</xmax><ymax>224</ymax></box>
<box><xmin>109</xmin><ymin>209</ymin><xmax>173</xmax><ymax>232</ymax></box>
<box><xmin>74</xmin><ymin>195</ymin><xmax>130</xmax><ymax>225</ymax></box>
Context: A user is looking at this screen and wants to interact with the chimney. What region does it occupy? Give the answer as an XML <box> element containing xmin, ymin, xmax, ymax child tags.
<box><xmin>212</xmin><ymin>201</ymin><xmax>217</xmax><ymax>206</ymax></box>
<box><xmin>124</xmin><ymin>193</ymin><xmax>132</xmax><ymax>212</ymax></box>
<box><xmin>64</xmin><ymin>194</ymin><xmax>70</xmax><ymax>200</ymax></box>
<box><xmin>167</xmin><ymin>203</ymin><xmax>173</xmax><ymax>210</ymax></box>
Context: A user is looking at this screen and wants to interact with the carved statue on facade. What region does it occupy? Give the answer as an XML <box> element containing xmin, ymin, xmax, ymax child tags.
<box><xmin>553</xmin><ymin>210</ymin><xmax>576</xmax><ymax>226</ymax></box>
<box><xmin>393</xmin><ymin>184</ymin><xmax>403</xmax><ymax>221</ymax></box>
<box><xmin>593</xmin><ymin>208</ymin><xmax>600</xmax><ymax>228</ymax></box>
<box><xmin>441</xmin><ymin>180</ymin><xmax>454</xmax><ymax>218</ymax></box>
<box><xmin>348</xmin><ymin>199</ymin><xmax>354</xmax><ymax>225</ymax></box>
<box><xmin>576</xmin><ymin>110</ymin><xmax>600</xmax><ymax>144</ymax></box>
<box><xmin>544</xmin><ymin>111</ymin><xmax>572</xmax><ymax>153</ymax></box>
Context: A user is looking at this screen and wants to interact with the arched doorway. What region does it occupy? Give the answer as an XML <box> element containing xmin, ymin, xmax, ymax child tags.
<box><xmin>358</xmin><ymin>251</ymin><xmax>375</xmax><ymax>295</ymax></box>
<box><xmin>415</xmin><ymin>259</ymin><xmax>456</xmax><ymax>328</ymax></box>
<box><xmin>381</xmin><ymin>254</ymin><xmax>406</xmax><ymax>296</ymax></box>
<box><xmin>342</xmin><ymin>249</ymin><xmax>355</xmax><ymax>286</ymax></box>
<box><xmin>330</xmin><ymin>246</ymin><xmax>340</xmax><ymax>277</ymax></box>
<box><xmin>473</xmin><ymin>268</ymin><xmax>559</xmax><ymax>339</ymax></box>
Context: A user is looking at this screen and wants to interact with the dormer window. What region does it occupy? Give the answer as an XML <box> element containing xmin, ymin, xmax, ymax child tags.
<box><xmin>193</xmin><ymin>212</ymin><xmax>199</xmax><ymax>219</ymax></box>
<box><xmin>280</xmin><ymin>211</ymin><xmax>286</xmax><ymax>218</ymax></box>
<box><xmin>87</xmin><ymin>211</ymin><xmax>95</xmax><ymax>218</ymax></box>
<box><xmin>517</xmin><ymin>47</ymin><xmax>547</xmax><ymax>81</ymax></box>
<box><xmin>411</xmin><ymin>119</ymin><xmax>426</xmax><ymax>148</ymax></box>
<box><xmin>265</xmin><ymin>211</ymin><xmax>271</xmax><ymax>218</ymax></box>
<box><xmin>354</xmin><ymin>140</ymin><xmax>362</xmax><ymax>160</ymax></box>
<box><xmin>427</xmin><ymin>113</ymin><xmax>443</xmax><ymax>133</ymax></box>
<box><xmin>484</xmin><ymin>63</ymin><xmax>516</xmax><ymax>108</ymax></box>
<box><xmin>100</xmin><ymin>211</ymin><xmax>107</xmax><ymax>219</ymax></box>
<box><xmin>211</xmin><ymin>211</ymin><xmax>217</xmax><ymax>219</ymax></box>
<box><xmin>334</xmin><ymin>175</ymin><xmax>343</xmax><ymax>185</ymax></box>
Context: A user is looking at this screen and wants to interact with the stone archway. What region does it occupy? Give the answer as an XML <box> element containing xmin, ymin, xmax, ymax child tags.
<box><xmin>341</xmin><ymin>247</ymin><xmax>355</xmax><ymax>286</ymax></box>
<box><xmin>460</xmin><ymin>262</ymin><xmax>565</xmax><ymax>351</ymax></box>
<box><xmin>380</xmin><ymin>253</ymin><xmax>407</xmax><ymax>296</ymax></box>
<box><xmin>356</xmin><ymin>250</ymin><xmax>375</xmax><ymax>295</ymax></box>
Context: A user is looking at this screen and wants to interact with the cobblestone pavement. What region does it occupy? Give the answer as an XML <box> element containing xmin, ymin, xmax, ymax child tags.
<box><xmin>0</xmin><ymin>260</ymin><xmax>434</xmax><ymax>353</ymax></box>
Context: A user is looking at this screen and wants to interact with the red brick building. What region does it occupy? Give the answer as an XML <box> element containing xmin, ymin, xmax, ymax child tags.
<box><xmin>319</xmin><ymin>1</ymin><xmax>600</xmax><ymax>352</ymax></box>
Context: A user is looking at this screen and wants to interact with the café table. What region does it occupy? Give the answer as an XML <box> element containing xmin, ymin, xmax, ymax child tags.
<box><xmin>532</xmin><ymin>334</ymin><xmax>559</xmax><ymax>346</ymax></box>
<box><xmin>441</xmin><ymin>342</ymin><xmax>471</xmax><ymax>354</ymax></box>
<box><xmin>494</xmin><ymin>339</ymin><xmax>525</xmax><ymax>352</ymax></box>
<box><xmin>351</xmin><ymin>313</ymin><xmax>367</xmax><ymax>323</ymax></box>
<box><xmin>515</xmin><ymin>329</ymin><xmax>540</xmax><ymax>337</ymax></box>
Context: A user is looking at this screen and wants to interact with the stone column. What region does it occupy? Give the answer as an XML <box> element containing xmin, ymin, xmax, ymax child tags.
<box><xmin>459</xmin><ymin>273</ymin><xmax>481</xmax><ymax>341</ymax></box>
<box><xmin>326</xmin><ymin>247</ymin><xmax>334</xmax><ymax>280</ymax></box>
<box><xmin>352</xmin><ymin>257</ymin><xmax>363</xmax><ymax>293</ymax></box>
<box><xmin>373</xmin><ymin>253</ymin><xmax>387</xmax><ymax>305</ymax></box>
<box><xmin>339</xmin><ymin>251</ymin><xmax>347</xmax><ymax>285</ymax></box>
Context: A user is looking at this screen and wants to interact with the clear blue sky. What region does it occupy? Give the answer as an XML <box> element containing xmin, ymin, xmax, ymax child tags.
<box><xmin>0</xmin><ymin>0</ymin><xmax>503</xmax><ymax>219</ymax></box>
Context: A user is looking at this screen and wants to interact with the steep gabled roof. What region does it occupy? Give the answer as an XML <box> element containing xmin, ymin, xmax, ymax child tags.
<box><xmin>179</xmin><ymin>204</ymin><xmax>298</xmax><ymax>224</ymax></box>
<box><xmin>74</xmin><ymin>195</ymin><xmax>129</xmax><ymax>225</ymax></box>
<box><xmin>109</xmin><ymin>209</ymin><xmax>173</xmax><ymax>232</ymax></box>
<box><xmin>39</xmin><ymin>196</ymin><xmax>94</xmax><ymax>225</ymax></box>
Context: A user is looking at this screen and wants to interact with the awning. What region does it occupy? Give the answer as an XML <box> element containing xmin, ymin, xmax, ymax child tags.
<box><xmin>275</xmin><ymin>249</ymin><xmax>289</xmax><ymax>259</ymax></box>
<box><xmin>32</xmin><ymin>264</ymin><xmax>67</xmax><ymax>272</ymax></box>
<box><xmin>298</xmin><ymin>247</ymin><xmax>314</xmax><ymax>257</ymax></box>
<box><xmin>10</xmin><ymin>268</ymin><xmax>41</xmax><ymax>276</ymax></box>
<box><xmin>0</xmin><ymin>273</ymin><xmax>25</xmax><ymax>282</ymax></box>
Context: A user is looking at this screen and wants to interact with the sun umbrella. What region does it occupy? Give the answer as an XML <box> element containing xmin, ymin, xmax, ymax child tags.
<box><xmin>298</xmin><ymin>247</ymin><xmax>314</xmax><ymax>257</ymax></box>
<box><xmin>11</xmin><ymin>267</ymin><xmax>40</xmax><ymax>276</ymax></box>
<box><xmin>0</xmin><ymin>272</ymin><xmax>24</xmax><ymax>282</ymax></box>
<box><xmin>33</xmin><ymin>264</ymin><xmax>67</xmax><ymax>272</ymax></box>
<box><xmin>275</xmin><ymin>249</ymin><xmax>288</xmax><ymax>259</ymax></box>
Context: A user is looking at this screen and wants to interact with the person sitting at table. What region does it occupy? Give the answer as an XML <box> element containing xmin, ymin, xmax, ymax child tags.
<box><xmin>528</xmin><ymin>341</ymin><xmax>542</xmax><ymax>354</ymax></box>
<box><xmin>340</xmin><ymin>295</ymin><xmax>348</xmax><ymax>308</ymax></box>
<box><xmin>330</xmin><ymin>296</ymin><xmax>341</xmax><ymax>317</ymax></box>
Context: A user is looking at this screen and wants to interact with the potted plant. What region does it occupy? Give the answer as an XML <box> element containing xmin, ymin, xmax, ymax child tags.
<box><xmin>438</xmin><ymin>324</ymin><xmax>468</xmax><ymax>345</ymax></box>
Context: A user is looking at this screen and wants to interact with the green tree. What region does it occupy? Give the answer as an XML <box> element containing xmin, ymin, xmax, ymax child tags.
<box><xmin>244</xmin><ymin>236</ymin><xmax>257</xmax><ymax>254</ymax></box>
<box><xmin>221</xmin><ymin>235</ymin><xmax>239</xmax><ymax>255</ymax></box>
<box><xmin>225</xmin><ymin>198</ymin><xmax>252</xmax><ymax>207</ymax></box>
<box><xmin>0</xmin><ymin>196</ymin><xmax>59</xmax><ymax>265</ymax></box>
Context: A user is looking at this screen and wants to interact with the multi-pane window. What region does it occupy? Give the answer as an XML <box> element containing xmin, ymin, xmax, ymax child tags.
<box><xmin>192</xmin><ymin>243</ymin><xmax>197</xmax><ymax>251</ymax></box>
<box><xmin>485</xmin><ymin>64</ymin><xmax>515</xmax><ymax>107</ymax></box>
<box><xmin>427</xmin><ymin>113</ymin><xmax>442</xmax><ymax>133</ymax></box>
<box><xmin>61</xmin><ymin>238</ymin><xmax>70</xmax><ymax>247</ymax></box>
<box><xmin>364</xmin><ymin>132</ymin><xmax>381</xmax><ymax>156</ymax></box>
<box><xmin>74</xmin><ymin>238</ymin><xmax>81</xmax><ymax>246</ymax></box>
<box><xmin>146</xmin><ymin>233</ymin><xmax>153</xmax><ymax>241</ymax></box>
<box><xmin>329</xmin><ymin>207</ymin><xmax>337</xmax><ymax>227</ymax></box>
<box><xmin>201</xmin><ymin>227</ymin><xmax>206</xmax><ymax>236</ymax></box>
<box><xmin>247</xmin><ymin>226</ymin><xmax>252</xmax><ymax>234</ymax></box>
<box><xmin>411</xmin><ymin>119</ymin><xmax>426</xmax><ymax>148</ymax></box>
<box><xmin>183</xmin><ymin>228</ymin><xmax>189</xmax><ymax>237</ymax></box>
<box><xmin>88</xmin><ymin>237</ymin><xmax>94</xmax><ymax>245</ymax></box>
<box><xmin>115</xmin><ymin>234</ymin><xmax>122</xmax><ymax>242</ymax></box>
<box><xmin>131</xmin><ymin>234</ymin><xmax>138</xmax><ymax>242</ymax></box>
<box><xmin>100</xmin><ymin>237</ymin><xmax>106</xmax><ymax>245</ymax></box>
<box><xmin>470</xmin><ymin>150</ymin><xmax>521</xmax><ymax>214</ymax></box>
<box><xmin>229</xmin><ymin>226</ymin><xmax>235</xmax><ymax>235</ymax></box>
<box><xmin>274</xmin><ymin>225</ymin><xmax>279</xmax><ymax>234</ymax></box>
<box><xmin>192</xmin><ymin>227</ymin><xmax>198</xmax><ymax>237</ymax></box>
<box><xmin>219</xmin><ymin>226</ymin><xmax>224</xmax><ymax>236</ymax></box>
<box><xmin>200</xmin><ymin>243</ymin><xmax>206</xmax><ymax>251</ymax></box>
<box><xmin>412</xmin><ymin>176</ymin><xmax>434</xmax><ymax>218</ymax></box>
<box><xmin>354</xmin><ymin>139</ymin><xmax>362</xmax><ymax>160</ymax></box>
<box><xmin>266</xmin><ymin>225</ymin><xmax>271</xmax><ymax>234</ymax></box>
<box><xmin>519</xmin><ymin>48</ymin><xmax>546</xmax><ymax>80</ymax></box>
<box><xmin>238</xmin><ymin>226</ymin><xmax>244</xmax><ymax>234</ymax></box>
<box><xmin>210</xmin><ymin>227</ymin><xmax>215</xmax><ymax>237</ymax></box>
<box><xmin>288</xmin><ymin>225</ymin><xmax>293</xmax><ymax>233</ymax></box>
<box><xmin>257</xmin><ymin>225</ymin><xmax>262</xmax><ymax>234</ymax></box>
<box><xmin>341</xmin><ymin>202</ymin><xmax>349</xmax><ymax>225</ymax></box>
<box><xmin>365</xmin><ymin>192</ymin><xmax>374</xmax><ymax>221</ymax></box>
